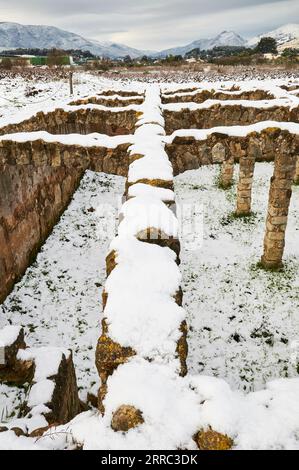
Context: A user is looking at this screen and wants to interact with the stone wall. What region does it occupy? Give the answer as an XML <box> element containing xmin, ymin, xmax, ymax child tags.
<box><xmin>0</xmin><ymin>108</ymin><xmax>138</xmax><ymax>137</ymax></box>
<box><xmin>0</xmin><ymin>164</ymin><xmax>84</xmax><ymax>303</ymax></box>
<box><xmin>164</xmin><ymin>105</ymin><xmax>299</xmax><ymax>134</ymax></box>
<box><xmin>69</xmin><ymin>96</ymin><xmax>144</xmax><ymax>107</ymax></box>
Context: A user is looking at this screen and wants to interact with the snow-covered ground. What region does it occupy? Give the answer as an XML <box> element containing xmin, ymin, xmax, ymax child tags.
<box><xmin>0</xmin><ymin>170</ymin><xmax>125</xmax><ymax>416</ymax></box>
<box><xmin>176</xmin><ymin>163</ymin><xmax>299</xmax><ymax>392</ymax></box>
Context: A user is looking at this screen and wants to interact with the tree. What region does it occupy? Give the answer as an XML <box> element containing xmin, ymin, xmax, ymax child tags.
<box><xmin>255</xmin><ymin>37</ymin><xmax>277</xmax><ymax>54</ymax></box>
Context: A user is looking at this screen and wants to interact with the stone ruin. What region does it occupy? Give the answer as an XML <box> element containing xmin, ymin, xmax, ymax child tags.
<box><xmin>0</xmin><ymin>82</ymin><xmax>298</xmax><ymax>447</ymax></box>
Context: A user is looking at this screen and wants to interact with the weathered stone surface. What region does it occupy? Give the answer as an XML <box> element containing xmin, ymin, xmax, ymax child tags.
<box><xmin>219</xmin><ymin>149</ymin><xmax>234</xmax><ymax>189</ymax></box>
<box><xmin>111</xmin><ymin>405</ymin><xmax>144</xmax><ymax>432</ymax></box>
<box><xmin>29</xmin><ymin>423</ymin><xmax>60</xmax><ymax>438</ymax></box>
<box><xmin>0</xmin><ymin>358</ymin><xmax>35</xmax><ymax>385</ymax></box>
<box><xmin>194</xmin><ymin>429</ymin><xmax>234</xmax><ymax>450</ymax></box>
<box><xmin>294</xmin><ymin>156</ymin><xmax>299</xmax><ymax>184</ymax></box>
<box><xmin>0</xmin><ymin>140</ymin><xmax>130</xmax><ymax>176</ymax></box>
<box><xmin>106</xmin><ymin>250</ymin><xmax>117</xmax><ymax>276</ymax></box>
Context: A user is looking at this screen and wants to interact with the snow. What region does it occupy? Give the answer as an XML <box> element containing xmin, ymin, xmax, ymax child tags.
<box><xmin>0</xmin><ymin>325</ymin><xmax>21</xmax><ymax>348</ymax></box>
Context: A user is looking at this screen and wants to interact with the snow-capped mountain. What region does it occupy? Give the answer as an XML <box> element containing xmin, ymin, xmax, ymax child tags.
<box><xmin>247</xmin><ymin>24</ymin><xmax>299</xmax><ymax>50</ymax></box>
<box><xmin>156</xmin><ymin>31</ymin><xmax>246</xmax><ymax>57</ymax></box>
<box><xmin>0</xmin><ymin>22</ymin><xmax>154</xmax><ymax>58</ymax></box>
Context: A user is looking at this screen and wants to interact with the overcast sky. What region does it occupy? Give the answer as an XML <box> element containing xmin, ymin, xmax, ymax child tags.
<box><xmin>1</xmin><ymin>0</ymin><xmax>299</xmax><ymax>50</ymax></box>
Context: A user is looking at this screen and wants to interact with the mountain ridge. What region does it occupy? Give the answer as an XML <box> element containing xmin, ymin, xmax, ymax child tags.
<box><xmin>0</xmin><ymin>22</ymin><xmax>154</xmax><ymax>58</ymax></box>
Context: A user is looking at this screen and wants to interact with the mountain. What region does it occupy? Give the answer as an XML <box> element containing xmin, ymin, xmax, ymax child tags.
<box><xmin>247</xmin><ymin>24</ymin><xmax>299</xmax><ymax>50</ymax></box>
<box><xmin>156</xmin><ymin>31</ymin><xmax>246</xmax><ymax>57</ymax></box>
<box><xmin>0</xmin><ymin>22</ymin><xmax>154</xmax><ymax>58</ymax></box>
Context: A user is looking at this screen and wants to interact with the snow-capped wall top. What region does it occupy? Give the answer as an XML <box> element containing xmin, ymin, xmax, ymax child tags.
<box><xmin>247</xmin><ymin>23</ymin><xmax>299</xmax><ymax>49</ymax></box>
<box><xmin>0</xmin><ymin>22</ymin><xmax>153</xmax><ymax>58</ymax></box>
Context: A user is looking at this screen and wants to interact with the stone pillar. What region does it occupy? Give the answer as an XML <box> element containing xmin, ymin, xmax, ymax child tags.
<box><xmin>219</xmin><ymin>145</ymin><xmax>234</xmax><ymax>189</ymax></box>
<box><xmin>236</xmin><ymin>140</ymin><xmax>256</xmax><ymax>216</ymax></box>
<box><xmin>261</xmin><ymin>143</ymin><xmax>297</xmax><ymax>269</ymax></box>
<box><xmin>294</xmin><ymin>156</ymin><xmax>299</xmax><ymax>185</ymax></box>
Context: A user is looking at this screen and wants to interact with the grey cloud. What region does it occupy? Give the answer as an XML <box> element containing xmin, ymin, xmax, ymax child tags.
<box><xmin>0</xmin><ymin>0</ymin><xmax>298</xmax><ymax>49</ymax></box>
